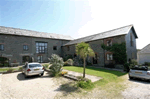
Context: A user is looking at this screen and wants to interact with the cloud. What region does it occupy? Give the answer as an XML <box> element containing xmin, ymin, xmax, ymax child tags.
<box><xmin>74</xmin><ymin>0</ymin><xmax>150</xmax><ymax>49</ymax></box>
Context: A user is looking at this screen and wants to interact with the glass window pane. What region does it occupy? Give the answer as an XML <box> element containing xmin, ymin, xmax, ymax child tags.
<box><xmin>107</xmin><ymin>54</ymin><xmax>109</xmax><ymax>60</ymax></box>
<box><xmin>36</xmin><ymin>43</ymin><xmax>38</xmax><ymax>46</ymax></box>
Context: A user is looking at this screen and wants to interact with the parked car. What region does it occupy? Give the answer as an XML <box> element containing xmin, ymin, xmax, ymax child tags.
<box><xmin>128</xmin><ymin>65</ymin><xmax>150</xmax><ymax>81</ymax></box>
<box><xmin>22</xmin><ymin>62</ymin><xmax>44</xmax><ymax>78</ymax></box>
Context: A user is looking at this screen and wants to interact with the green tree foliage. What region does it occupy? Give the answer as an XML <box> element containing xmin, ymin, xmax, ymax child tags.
<box><xmin>101</xmin><ymin>42</ymin><xmax>127</xmax><ymax>64</ymax></box>
<box><xmin>49</xmin><ymin>54</ymin><xmax>64</xmax><ymax>76</ymax></box>
<box><xmin>76</xmin><ymin>42</ymin><xmax>95</xmax><ymax>78</ymax></box>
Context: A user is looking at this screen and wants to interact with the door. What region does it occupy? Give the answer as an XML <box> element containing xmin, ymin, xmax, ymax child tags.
<box><xmin>38</xmin><ymin>56</ymin><xmax>43</xmax><ymax>63</ymax></box>
<box><xmin>22</xmin><ymin>56</ymin><xmax>30</xmax><ymax>63</ymax></box>
<box><xmin>0</xmin><ymin>57</ymin><xmax>9</xmax><ymax>67</ymax></box>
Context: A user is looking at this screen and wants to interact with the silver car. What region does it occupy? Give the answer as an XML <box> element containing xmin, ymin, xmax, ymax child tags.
<box><xmin>129</xmin><ymin>66</ymin><xmax>150</xmax><ymax>81</ymax></box>
<box><xmin>22</xmin><ymin>62</ymin><xmax>44</xmax><ymax>78</ymax></box>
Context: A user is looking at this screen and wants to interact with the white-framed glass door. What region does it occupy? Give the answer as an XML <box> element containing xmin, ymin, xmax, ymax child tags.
<box><xmin>38</xmin><ymin>56</ymin><xmax>43</xmax><ymax>63</ymax></box>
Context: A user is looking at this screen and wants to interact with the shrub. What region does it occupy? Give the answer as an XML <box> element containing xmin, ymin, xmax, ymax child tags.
<box><xmin>63</xmin><ymin>54</ymin><xmax>73</xmax><ymax>61</ymax></box>
<box><xmin>144</xmin><ymin>62</ymin><xmax>150</xmax><ymax>66</ymax></box>
<box><xmin>76</xmin><ymin>77</ymin><xmax>94</xmax><ymax>89</ymax></box>
<box><xmin>7</xmin><ymin>68</ymin><xmax>13</xmax><ymax>73</ymax></box>
<box><xmin>131</xmin><ymin>59</ymin><xmax>138</xmax><ymax>65</ymax></box>
<box><xmin>43</xmin><ymin>64</ymin><xmax>49</xmax><ymax>69</ymax></box>
<box><xmin>123</xmin><ymin>63</ymin><xmax>130</xmax><ymax>72</ymax></box>
<box><xmin>49</xmin><ymin>54</ymin><xmax>64</xmax><ymax>77</ymax></box>
<box><xmin>18</xmin><ymin>67</ymin><xmax>23</xmax><ymax>71</ymax></box>
<box><xmin>73</xmin><ymin>57</ymin><xmax>83</xmax><ymax>66</ymax></box>
<box><xmin>64</xmin><ymin>59</ymin><xmax>74</xmax><ymax>66</ymax></box>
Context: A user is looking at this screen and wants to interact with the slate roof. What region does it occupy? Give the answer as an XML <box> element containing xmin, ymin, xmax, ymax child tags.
<box><xmin>0</xmin><ymin>26</ymin><xmax>73</xmax><ymax>40</ymax></box>
<box><xmin>138</xmin><ymin>44</ymin><xmax>150</xmax><ymax>54</ymax></box>
<box><xmin>64</xmin><ymin>24</ymin><xmax>137</xmax><ymax>46</ymax></box>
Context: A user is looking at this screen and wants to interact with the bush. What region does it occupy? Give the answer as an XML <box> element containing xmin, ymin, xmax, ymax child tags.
<box><xmin>86</xmin><ymin>61</ymin><xmax>92</xmax><ymax>66</ymax></box>
<box><xmin>63</xmin><ymin>54</ymin><xmax>73</xmax><ymax>61</ymax></box>
<box><xmin>123</xmin><ymin>63</ymin><xmax>130</xmax><ymax>72</ymax></box>
<box><xmin>144</xmin><ymin>62</ymin><xmax>150</xmax><ymax>66</ymax></box>
<box><xmin>77</xmin><ymin>76</ymin><xmax>94</xmax><ymax>89</ymax></box>
<box><xmin>64</xmin><ymin>59</ymin><xmax>74</xmax><ymax>66</ymax></box>
<box><xmin>131</xmin><ymin>59</ymin><xmax>138</xmax><ymax>65</ymax></box>
<box><xmin>43</xmin><ymin>64</ymin><xmax>49</xmax><ymax>69</ymax></box>
<box><xmin>49</xmin><ymin>54</ymin><xmax>64</xmax><ymax>77</ymax></box>
<box><xmin>7</xmin><ymin>68</ymin><xmax>13</xmax><ymax>73</ymax></box>
<box><xmin>73</xmin><ymin>57</ymin><xmax>83</xmax><ymax>66</ymax></box>
<box><xmin>18</xmin><ymin>67</ymin><xmax>23</xmax><ymax>71</ymax></box>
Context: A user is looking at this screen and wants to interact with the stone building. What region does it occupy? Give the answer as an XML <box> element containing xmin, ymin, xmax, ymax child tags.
<box><xmin>62</xmin><ymin>24</ymin><xmax>138</xmax><ymax>68</ymax></box>
<box><xmin>0</xmin><ymin>25</ymin><xmax>138</xmax><ymax>67</ymax></box>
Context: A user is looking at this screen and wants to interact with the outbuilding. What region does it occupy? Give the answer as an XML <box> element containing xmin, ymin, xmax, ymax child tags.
<box><xmin>137</xmin><ymin>44</ymin><xmax>150</xmax><ymax>64</ymax></box>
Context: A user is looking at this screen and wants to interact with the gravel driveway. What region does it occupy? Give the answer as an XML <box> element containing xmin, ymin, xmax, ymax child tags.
<box><xmin>0</xmin><ymin>72</ymin><xmax>70</xmax><ymax>99</ymax></box>
<box><xmin>122</xmin><ymin>75</ymin><xmax>150</xmax><ymax>99</ymax></box>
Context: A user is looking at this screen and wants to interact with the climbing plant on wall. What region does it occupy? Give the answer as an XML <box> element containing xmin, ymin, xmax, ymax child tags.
<box><xmin>101</xmin><ymin>42</ymin><xmax>127</xmax><ymax>64</ymax></box>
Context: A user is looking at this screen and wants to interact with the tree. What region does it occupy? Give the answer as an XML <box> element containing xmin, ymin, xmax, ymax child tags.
<box><xmin>76</xmin><ymin>42</ymin><xmax>95</xmax><ymax>78</ymax></box>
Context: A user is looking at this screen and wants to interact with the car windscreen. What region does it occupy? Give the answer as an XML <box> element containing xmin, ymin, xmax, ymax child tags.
<box><xmin>131</xmin><ymin>66</ymin><xmax>149</xmax><ymax>71</ymax></box>
<box><xmin>29</xmin><ymin>64</ymin><xmax>42</xmax><ymax>68</ymax></box>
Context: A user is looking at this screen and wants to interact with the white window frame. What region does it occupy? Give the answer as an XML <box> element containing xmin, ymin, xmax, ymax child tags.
<box><xmin>38</xmin><ymin>56</ymin><xmax>43</xmax><ymax>63</ymax></box>
<box><xmin>107</xmin><ymin>54</ymin><xmax>113</xmax><ymax>60</ymax></box>
<box><xmin>107</xmin><ymin>40</ymin><xmax>112</xmax><ymax>46</ymax></box>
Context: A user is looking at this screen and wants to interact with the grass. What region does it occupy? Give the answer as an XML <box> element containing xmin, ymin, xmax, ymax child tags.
<box><xmin>63</xmin><ymin>66</ymin><xmax>126</xmax><ymax>86</ymax></box>
<box><xmin>63</xmin><ymin>66</ymin><xmax>128</xmax><ymax>98</ymax></box>
<box><xmin>0</xmin><ymin>67</ymin><xmax>19</xmax><ymax>72</ymax></box>
<box><xmin>42</xmin><ymin>63</ymin><xmax>50</xmax><ymax>69</ymax></box>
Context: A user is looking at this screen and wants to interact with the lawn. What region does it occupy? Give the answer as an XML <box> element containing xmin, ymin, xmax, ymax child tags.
<box><xmin>0</xmin><ymin>67</ymin><xmax>19</xmax><ymax>72</ymax></box>
<box><xmin>63</xmin><ymin>66</ymin><xmax>128</xmax><ymax>98</ymax></box>
<box><xmin>63</xmin><ymin>66</ymin><xmax>126</xmax><ymax>85</ymax></box>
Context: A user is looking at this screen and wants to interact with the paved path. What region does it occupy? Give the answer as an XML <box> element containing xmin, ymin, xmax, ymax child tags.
<box><xmin>63</xmin><ymin>69</ymin><xmax>102</xmax><ymax>82</ymax></box>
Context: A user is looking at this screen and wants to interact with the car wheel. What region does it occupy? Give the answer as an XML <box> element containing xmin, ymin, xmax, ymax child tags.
<box><xmin>39</xmin><ymin>72</ymin><xmax>44</xmax><ymax>77</ymax></box>
<box><xmin>129</xmin><ymin>76</ymin><xmax>133</xmax><ymax>79</ymax></box>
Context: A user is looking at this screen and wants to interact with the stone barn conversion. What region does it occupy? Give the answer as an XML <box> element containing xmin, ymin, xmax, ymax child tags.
<box><xmin>0</xmin><ymin>25</ymin><xmax>138</xmax><ymax>68</ymax></box>
<box><xmin>137</xmin><ymin>44</ymin><xmax>150</xmax><ymax>64</ymax></box>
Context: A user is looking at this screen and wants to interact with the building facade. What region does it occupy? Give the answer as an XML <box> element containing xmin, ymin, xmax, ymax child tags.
<box><xmin>137</xmin><ymin>44</ymin><xmax>150</xmax><ymax>64</ymax></box>
<box><xmin>62</xmin><ymin>25</ymin><xmax>138</xmax><ymax>68</ymax></box>
<box><xmin>0</xmin><ymin>25</ymin><xmax>138</xmax><ymax>68</ymax></box>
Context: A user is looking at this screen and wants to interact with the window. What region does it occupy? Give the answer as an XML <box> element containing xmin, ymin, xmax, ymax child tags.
<box><xmin>107</xmin><ymin>40</ymin><xmax>112</xmax><ymax>46</ymax></box>
<box><xmin>107</xmin><ymin>54</ymin><xmax>113</xmax><ymax>60</ymax></box>
<box><xmin>23</xmin><ymin>45</ymin><xmax>29</xmax><ymax>51</ymax></box>
<box><xmin>53</xmin><ymin>46</ymin><xmax>57</xmax><ymax>50</ymax></box>
<box><xmin>74</xmin><ymin>53</ymin><xmax>77</xmax><ymax>57</ymax></box>
<box><xmin>0</xmin><ymin>44</ymin><xmax>4</xmax><ymax>51</ymax></box>
<box><xmin>93</xmin><ymin>53</ymin><xmax>98</xmax><ymax>64</ymax></box>
<box><xmin>67</xmin><ymin>46</ymin><xmax>70</xmax><ymax>51</ymax></box>
<box><xmin>36</xmin><ymin>42</ymin><xmax>47</xmax><ymax>53</ymax></box>
<box><xmin>29</xmin><ymin>64</ymin><xmax>42</xmax><ymax>68</ymax></box>
<box><xmin>130</xmin><ymin>33</ymin><xmax>133</xmax><ymax>46</ymax></box>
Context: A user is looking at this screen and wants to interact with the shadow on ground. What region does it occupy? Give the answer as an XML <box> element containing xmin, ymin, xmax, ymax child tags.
<box><xmin>128</xmin><ymin>78</ymin><xmax>150</xmax><ymax>84</ymax></box>
<box><xmin>17</xmin><ymin>72</ymin><xmax>52</xmax><ymax>81</ymax></box>
<box><xmin>55</xmin><ymin>82</ymin><xmax>80</xmax><ymax>96</ymax></box>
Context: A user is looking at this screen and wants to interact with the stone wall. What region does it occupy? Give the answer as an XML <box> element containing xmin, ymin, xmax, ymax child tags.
<box><xmin>0</xmin><ymin>34</ymin><xmax>70</xmax><ymax>65</ymax></box>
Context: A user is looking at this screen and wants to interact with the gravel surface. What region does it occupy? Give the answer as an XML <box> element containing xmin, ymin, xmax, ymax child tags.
<box><xmin>122</xmin><ymin>75</ymin><xmax>150</xmax><ymax>99</ymax></box>
<box><xmin>0</xmin><ymin>72</ymin><xmax>70</xmax><ymax>99</ymax></box>
<box><xmin>1</xmin><ymin>71</ymin><xmax>150</xmax><ymax>99</ymax></box>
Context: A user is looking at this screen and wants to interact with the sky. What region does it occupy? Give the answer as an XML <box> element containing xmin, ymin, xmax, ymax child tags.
<box><xmin>0</xmin><ymin>0</ymin><xmax>150</xmax><ymax>49</ymax></box>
